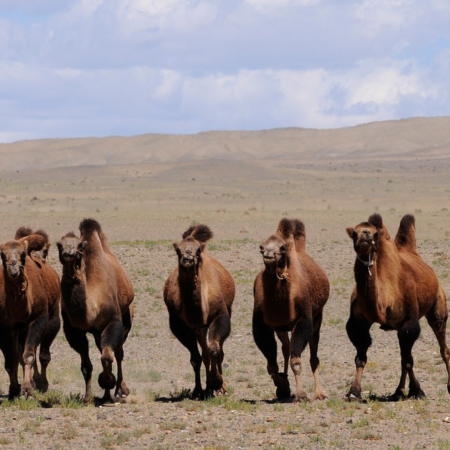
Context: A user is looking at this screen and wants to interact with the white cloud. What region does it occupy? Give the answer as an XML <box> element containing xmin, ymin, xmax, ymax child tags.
<box><xmin>0</xmin><ymin>0</ymin><xmax>449</xmax><ymax>141</ymax></box>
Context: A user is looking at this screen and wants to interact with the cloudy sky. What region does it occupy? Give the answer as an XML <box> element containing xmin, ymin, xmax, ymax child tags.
<box><xmin>1</xmin><ymin>0</ymin><xmax>449</xmax><ymax>142</ymax></box>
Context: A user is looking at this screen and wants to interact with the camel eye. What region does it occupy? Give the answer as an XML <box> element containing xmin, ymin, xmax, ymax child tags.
<box><xmin>280</xmin><ymin>245</ymin><xmax>286</xmax><ymax>254</ymax></box>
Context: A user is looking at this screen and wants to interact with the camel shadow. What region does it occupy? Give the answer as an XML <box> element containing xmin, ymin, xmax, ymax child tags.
<box><xmin>155</xmin><ymin>389</ymin><xmax>304</xmax><ymax>405</ymax></box>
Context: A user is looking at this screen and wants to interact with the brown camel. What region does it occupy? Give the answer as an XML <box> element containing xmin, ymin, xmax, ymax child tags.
<box><xmin>253</xmin><ymin>218</ymin><xmax>330</xmax><ymax>402</ymax></box>
<box><xmin>345</xmin><ymin>213</ymin><xmax>450</xmax><ymax>400</ymax></box>
<box><xmin>57</xmin><ymin>219</ymin><xmax>134</xmax><ymax>403</ymax></box>
<box><xmin>0</xmin><ymin>230</ymin><xmax>61</xmax><ymax>397</ymax></box>
<box><xmin>164</xmin><ymin>224</ymin><xmax>235</xmax><ymax>399</ymax></box>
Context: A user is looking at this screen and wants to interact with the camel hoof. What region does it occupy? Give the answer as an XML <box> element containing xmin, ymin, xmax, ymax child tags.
<box><xmin>9</xmin><ymin>385</ymin><xmax>21</xmax><ymax>399</ymax></box>
<box><xmin>276</xmin><ymin>385</ymin><xmax>291</xmax><ymax>400</ymax></box>
<box><xmin>83</xmin><ymin>395</ymin><xmax>94</xmax><ymax>405</ymax></box>
<box><xmin>293</xmin><ymin>392</ymin><xmax>310</xmax><ymax>403</ymax></box>
<box><xmin>215</xmin><ymin>380</ymin><xmax>229</xmax><ymax>396</ymax></box>
<box><xmin>115</xmin><ymin>381</ymin><xmax>130</xmax><ymax>398</ymax></box>
<box><xmin>20</xmin><ymin>384</ymin><xmax>34</xmax><ymax>399</ymax></box>
<box><xmin>98</xmin><ymin>372</ymin><xmax>116</xmax><ymax>390</ymax></box>
<box><xmin>34</xmin><ymin>376</ymin><xmax>49</xmax><ymax>393</ymax></box>
<box><xmin>313</xmin><ymin>391</ymin><xmax>327</xmax><ymax>401</ymax></box>
<box><xmin>191</xmin><ymin>387</ymin><xmax>204</xmax><ymax>401</ymax></box>
<box><xmin>408</xmin><ymin>388</ymin><xmax>426</xmax><ymax>400</ymax></box>
<box><xmin>102</xmin><ymin>390</ymin><xmax>115</xmax><ymax>404</ymax></box>
<box><xmin>389</xmin><ymin>389</ymin><xmax>407</xmax><ymax>402</ymax></box>
<box><xmin>206</xmin><ymin>375</ymin><xmax>224</xmax><ymax>392</ymax></box>
<box><xmin>344</xmin><ymin>392</ymin><xmax>362</xmax><ymax>402</ymax></box>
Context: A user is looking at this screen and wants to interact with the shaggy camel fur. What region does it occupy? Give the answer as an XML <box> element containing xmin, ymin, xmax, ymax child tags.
<box><xmin>253</xmin><ymin>218</ymin><xmax>330</xmax><ymax>402</ymax></box>
<box><xmin>0</xmin><ymin>230</ymin><xmax>61</xmax><ymax>397</ymax></box>
<box><xmin>164</xmin><ymin>224</ymin><xmax>235</xmax><ymax>399</ymax></box>
<box><xmin>57</xmin><ymin>219</ymin><xmax>134</xmax><ymax>403</ymax></box>
<box><xmin>346</xmin><ymin>213</ymin><xmax>450</xmax><ymax>400</ymax></box>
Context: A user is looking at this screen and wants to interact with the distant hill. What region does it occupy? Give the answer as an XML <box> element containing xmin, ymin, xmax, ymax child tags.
<box><xmin>1</xmin><ymin>117</ymin><xmax>450</xmax><ymax>172</ymax></box>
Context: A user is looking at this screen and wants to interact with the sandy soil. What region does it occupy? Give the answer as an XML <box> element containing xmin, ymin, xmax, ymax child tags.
<box><xmin>0</xmin><ymin>157</ymin><xmax>450</xmax><ymax>449</ymax></box>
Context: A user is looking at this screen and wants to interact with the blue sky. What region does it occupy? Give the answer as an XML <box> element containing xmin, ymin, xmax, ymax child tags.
<box><xmin>1</xmin><ymin>0</ymin><xmax>449</xmax><ymax>142</ymax></box>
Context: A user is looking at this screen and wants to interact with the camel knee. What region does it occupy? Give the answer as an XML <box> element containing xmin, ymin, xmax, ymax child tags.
<box><xmin>208</xmin><ymin>342</ymin><xmax>220</xmax><ymax>358</ymax></box>
<box><xmin>101</xmin><ymin>347</ymin><xmax>115</xmax><ymax>368</ymax></box>
<box><xmin>290</xmin><ymin>356</ymin><xmax>302</xmax><ymax>375</ymax></box>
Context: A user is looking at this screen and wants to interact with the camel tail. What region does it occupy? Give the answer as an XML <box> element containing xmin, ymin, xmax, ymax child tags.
<box><xmin>182</xmin><ymin>224</ymin><xmax>213</xmax><ymax>243</ymax></box>
<box><xmin>394</xmin><ymin>214</ymin><xmax>417</xmax><ymax>252</ymax></box>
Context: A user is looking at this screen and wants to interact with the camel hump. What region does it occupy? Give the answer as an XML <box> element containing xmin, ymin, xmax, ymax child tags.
<box><xmin>79</xmin><ymin>218</ymin><xmax>102</xmax><ymax>237</ymax></box>
<box><xmin>14</xmin><ymin>226</ymin><xmax>34</xmax><ymax>240</ymax></box>
<box><xmin>394</xmin><ymin>214</ymin><xmax>417</xmax><ymax>252</ymax></box>
<box><xmin>17</xmin><ymin>234</ymin><xmax>47</xmax><ymax>253</ymax></box>
<box><xmin>276</xmin><ymin>218</ymin><xmax>306</xmax><ymax>251</ymax></box>
<box><xmin>182</xmin><ymin>224</ymin><xmax>213</xmax><ymax>243</ymax></box>
<box><xmin>368</xmin><ymin>213</ymin><xmax>390</xmax><ymax>240</ymax></box>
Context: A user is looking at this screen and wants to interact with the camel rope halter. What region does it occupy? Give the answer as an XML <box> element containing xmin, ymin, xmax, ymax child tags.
<box><xmin>357</xmin><ymin>251</ymin><xmax>375</xmax><ymax>276</ymax></box>
<box><xmin>273</xmin><ymin>252</ymin><xmax>290</xmax><ymax>282</ymax></box>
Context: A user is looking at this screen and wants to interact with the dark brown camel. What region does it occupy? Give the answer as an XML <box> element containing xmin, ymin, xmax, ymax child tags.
<box><xmin>57</xmin><ymin>219</ymin><xmax>134</xmax><ymax>403</ymax></box>
<box><xmin>345</xmin><ymin>213</ymin><xmax>450</xmax><ymax>400</ymax></box>
<box><xmin>164</xmin><ymin>224</ymin><xmax>235</xmax><ymax>399</ymax></box>
<box><xmin>0</xmin><ymin>230</ymin><xmax>61</xmax><ymax>397</ymax></box>
<box><xmin>253</xmin><ymin>218</ymin><xmax>330</xmax><ymax>402</ymax></box>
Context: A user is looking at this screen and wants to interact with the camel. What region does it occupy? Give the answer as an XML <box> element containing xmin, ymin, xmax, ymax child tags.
<box><xmin>57</xmin><ymin>219</ymin><xmax>134</xmax><ymax>403</ymax></box>
<box><xmin>164</xmin><ymin>224</ymin><xmax>235</xmax><ymax>399</ymax></box>
<box><xmin>15</xmin><ymin>226</ymin><xmax>51</xmax><ymax>261</ymax></box>
<box><xmin>345</xmin><ymin>213</ymin><xmax>450</xmax><ymax>400</ymax></box>
<box><xmin>0</xmin><ymin>230</ymin><xmax>61</xmax><ymax>397</ymax></box>
<box><xmin>253</xmin><ymin>218</ymin><xmax>330</xmax><ymax>402</ymax></box>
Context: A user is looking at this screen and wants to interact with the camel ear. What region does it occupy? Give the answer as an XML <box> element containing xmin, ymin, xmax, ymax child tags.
<box><xmin>346</xmin><ymin>227</ymin><xmax>356</xmax><ymax>239</ymax></box>
<box><xmin>197</xmin><ymin>243</ymin><xmax>206</xmax><ymax>256</ymax></box>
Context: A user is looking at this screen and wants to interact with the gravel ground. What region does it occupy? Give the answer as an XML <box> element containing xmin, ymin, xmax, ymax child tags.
<box><xmin>1</xmin><ymin>231</ymin><xmax>450</xmax><ymax>450</ymax></box>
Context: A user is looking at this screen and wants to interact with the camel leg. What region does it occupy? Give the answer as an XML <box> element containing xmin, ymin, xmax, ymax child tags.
<box><xmin>21</xmin><ymin>316</ymin><xmax>48</xmax><ymax>397</ymax></box>
<box><xmin>169</xmin><ymin>312</ymin><xmax>203</xmax><ymax>399</ymax></box>
<box><xmin>426</xmin><ymin>288</ymin><xmax>450</xmax><ymax>395</ymax></box>
<box><xmin>98</xmin><ymin>320</ymin><xmax>124</xmax><ymax>403</ymax></box>
<box><xmin>275</xmin><ymin>331</ymin><xmax>290</xmax><ymax>374</ymax></box>
<box><xmin>309</xmin><ymin>312</ymin><xmax>327</xmax><ymax>401</ymax></box>
<box><xmin>290</xmin><ymin>316</ymin><xmax>313</xmax><ymax>403</ymax></box>
<box><xmin>34</xmin><ymin>308</ymin><xmax>61</xmax><ymax>393</ymax></box>
<box><xmin>395</xmin><ymin>318</ymin><xmax>424</xmax><ymax>399</ymax></box>
<box><xmin>253</xmin><ymin>308</ymin><xmax>290</xmax><ymax>399</ymax></box>
<box><xmin>0</xmin><ymin>328</ymin><xmax>21</xmax><ymax>398</ymax></box>
<box><xmin>114</xmin><ymin>307</ymin><xmax>133</xmax><ymax>399</ymax></box>
<box><xmin>206</xmin><ymin>313</ymin><xmax>231</xmax><ymax>394</ymax></box>
<box><xmin>63</xmin><ymin>313</ymin><xmax>94</xmax><ymax>403</ymax></box>
<box><xmin>346</xmin><ymin>309</ymin><xmax>372</xmax><ymax>400</ymax></box>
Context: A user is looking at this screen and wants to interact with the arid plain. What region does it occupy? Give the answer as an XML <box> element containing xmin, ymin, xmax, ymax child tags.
<box><xmin>1</xmin><ymin>118</ymin><xmax>450</xmax><ymax>449</ymax></box>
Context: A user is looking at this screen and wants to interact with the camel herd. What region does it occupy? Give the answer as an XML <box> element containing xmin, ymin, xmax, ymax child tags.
<box><xmin>0</xmin><ymin>214</ymin><xmax>449</xmax><ymax>404</ymax></box>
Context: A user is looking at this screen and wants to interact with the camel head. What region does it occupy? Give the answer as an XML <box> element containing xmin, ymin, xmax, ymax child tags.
<box><xmin>173</xmin><ymin>224</ymin><xmax>213</xmax><ymax>270</ymax></box>
<box><xmin>259</xmin><ymin>234</ymin><xmax>287</xmax><ymax>270</ymax></box>
<box><xmin>0</xmin><ymin>234</ymin><xmax>46</xmax><ymax>280</ymax></box>
<box><xmin>57</xmin><ymin>232</ymin><xmax>84</xmax><ymax>269</ymax></box>
<box><xmin>346</xmin><ymin>213</ymin><xmax>388</xmax><ymax>259</ymax></box>
<box><xmin>260</xmin><ymin>218</ymin><xmax>304</xmax><ymax>270</ymax></box>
